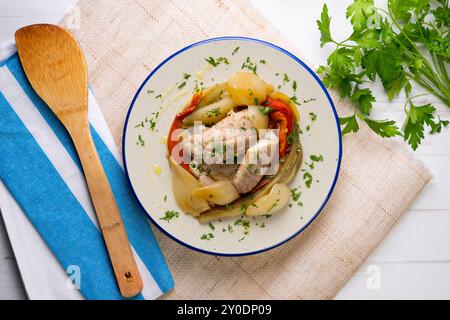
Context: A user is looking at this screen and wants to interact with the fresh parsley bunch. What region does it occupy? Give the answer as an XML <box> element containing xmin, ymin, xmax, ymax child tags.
<box><xmin>317</xmin><ymin>0</ymin><xmax>449</xmax><ymax>150</ymax></box>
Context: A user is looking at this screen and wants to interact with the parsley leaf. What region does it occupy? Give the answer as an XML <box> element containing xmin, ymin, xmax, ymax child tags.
<box><xmin>317</xmin><ymin>0</ymin><xmax>450</xmax><ymax>150</ymax></box>
<box><xmin>346</xmin><ymin>0</ymin><xmax>375</xmax><ymax>31</ymax></box>
<box><xmin>364</xmin><ymin>118</ymin><xmax>401</xmax><ymax>138</ymax></box>
<box><xmin>339</xmin><ymin>113</ymin><xmax>360</xmax><ymax>135</ymax></box>
<box><xmin>317</xmin><ymin>4</ymin><xmax>333</xmax><ymax>47</ymax></box>
<box><xmin>430</xmin><ymin>117</ymin><xmax>449</xmax><ymax>135</ymax></box>
<box><xmin>328</xmin><ymin>47</ymin><xmax>355</xmax><ymax>72</ymax></box>
<box><xmin>403</xmin><ymin>103</ymin><xmax>436</xmax><ymax>150</ymax></box>
<box><xmin>351</xmin><ymin>87</ymin><xmax>375</xmax><ymax>114</ymax></box>
<box><xmin>159</xmin><ymin>210</ymin><xmax>179</xmax><ymax>222</ymax></box>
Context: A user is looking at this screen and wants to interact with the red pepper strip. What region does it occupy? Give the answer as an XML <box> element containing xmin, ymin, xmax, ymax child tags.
<box><xmin>253</xmin><ymin>177</ymin><xmax>271</xmax><ymax>191</ymax></box>
<box><xmin>270</xmin><ymin>111</ymin><xmax>289</xmax><ymax>158</ymax></box>
<box><xmin>167</xmin><ymin>92</ymin><xmax>202</xmax><ymax>171</ymax></box>
<box><xmin>265</xmin><ymin>97</ymin><xmax>293</xmax><ymax>133</ymax></box>
<box><xmin>175</xmin><ymin>92</ymin><xmax>202</xmax><ymax>121</ymax></box>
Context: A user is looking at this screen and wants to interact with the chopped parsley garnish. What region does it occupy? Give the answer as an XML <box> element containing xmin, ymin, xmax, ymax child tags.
<box><xmin>135</xmin><ymin>121</ymin><xmax>144</xmax><ymax>128</ymax></box>
<box><xmin>241</xmin><ymin>56</ymin><xmax>257</xmax><ymax>74</ymax></box>
<box><xmin>147</xmin><ymin>89</ymin><xmax>154</xmax><ymax>94</ymax></box>
<box><xmin>205</xmin><ymin>56</ymin><xmax>219</xmax><ymax>66</ymax></box>
<box><xmin>283</xmin><ymin>73</ymin><xmax>290</xmax><ymax>84</ymax></box>
<box><xmin>310</xmin><ymin>154</ymin><xmax>324</xmax><ymax>162</ymax></box>
<box><xmin>254</xmin><ymin>97</ymin><xmax>260</xmax><ymax>105</ymax></box>
<box><xmin>154</xmin><ymin>94</ymin><xmax>162</xmax><ymax>99</ymax></box>
<box><xmin>306</xmin><ymin>161</ymin><xmax>315</xmax><ymax>170</ymax></box>
<box><xmin>259</xmin><ymin>106</ymin><xmax>272</xmax><ymax>115</ymax></box>
<box><xmin>208</xmin><ymin>222</ymin><xmax>215</xmax><ymax>231</ymax></box>
<box><xmin>177</xmin><ymin>81</ymin><xmax>186</xmax><ymax>90</ymax></box>
<box><xmin>193</xmin><ymin>80</ymin><xmax>205</xmax><ymax>93</ymax></box>
<box><xmin>292</xmin><ymin>80</ymin><xmax>297</xmax><ymax>92</ymax></box>
<box><xmin>306</xmin><ymin>154</ymin><xmax>323</xmax><ymax>170</ymax></box>
<box><xmin>163</xmin><ymin>195</ymin><xmax>167</xmax><ymax>202</ymax></box>
<box><xmin>303</xmin><ymin>172</ymin><xmax>313</xmax><ymax>188</ymax></box>
<box><xmin>289</xmin><ymin>96</ymin><xmax>301</xmax><ymax>106</ymax></box>
<box><xmin>267</xmin><ymin>199</ymin><xmax>280</xmax><ymax>212</ymax></box>
<box><xmin>200</xmin><ymin>233</ymin><xmax>214</xmax><ymax>241</ymax></box>
<box><xmin>259</xmin><ymin>59</ymin><xmax>266</xmax><ymax>64</ymax></box>
<box><xmin>159</xmin><ymin>210</ymin><xmax>179</xmax><ymax>222</ymax></box>
<box><xmin>136</xmin><ymin>135</ymin><xmax>145</xmax><ymax>146</ymax></box>
<box><xmin>207</xmin><ymin>107</ymin><xmax>221</xmax><ymax>117</ymax></box>
<box><xmin>205</xmin><ymin>56</ymin><xmax>229</xmax><ymax>67</ymax></box>
<box><xmin>234</xmin><ymin>219</ymin><xmax>250</xmax><ymax>228</ymax></box>
<box><xmin>183</xmin><ymin>73</ymin><xmax>191</xmax><ymax>80</ymax></box>
<box><xmin>309</xmin><ymin>112</ymin><xmax>317</xmax><ymax>121</ymax></box>
<box><xmin>232</xmin><ymin>46</ymin><xmax>240</xmax><ymax>55</ymax></box>
<box><xmin>290</xmin><ymin>187</ymin><xmax>302</xmax><ymax>202</ymax></box>
<box><xmin>290</xmin><ymin>187</ymin><xmax>304</xmax><ymax>206</ymax></box>
<box><xmin>147</xmin><ymin>112</ymin><xmax>159</xmax><ymax>132</ymax></box>
<box><xmin>303</xmin><ymin>98</ymin><xmax>316</xmax><ymax>104</ymax></box>
<box><xmin>234</xmin><ymin>218</ymin><xmax>250</xmax><ymax>235</ymax></box>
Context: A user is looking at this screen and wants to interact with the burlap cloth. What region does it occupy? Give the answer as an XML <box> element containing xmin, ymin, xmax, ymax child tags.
<box><xmin>59</xmin><ymin>0</ymin><xmax>432</xmax><ymax>299</ymax></box>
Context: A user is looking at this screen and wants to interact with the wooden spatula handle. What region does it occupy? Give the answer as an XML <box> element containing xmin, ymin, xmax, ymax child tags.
<box><xmin>66</xmin><ymin>114</ymin><xmax>143</xmax><ymax>298</ymax></box>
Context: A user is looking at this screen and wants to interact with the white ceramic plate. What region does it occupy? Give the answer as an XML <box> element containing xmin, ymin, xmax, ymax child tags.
<box><xmin>123</xmin><ymin>37</ymin><xmax>341</xmax><ymax>256</ymax></box>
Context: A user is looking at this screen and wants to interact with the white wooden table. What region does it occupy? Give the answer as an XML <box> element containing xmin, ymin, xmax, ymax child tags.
<box><xmin>0</xmin><ymin>0</ymin><xmax>449</xmax><ymax>300</ymax></box>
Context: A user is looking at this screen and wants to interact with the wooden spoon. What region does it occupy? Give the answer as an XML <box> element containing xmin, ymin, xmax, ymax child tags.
<box><xmin>15</xmin><ymin>24</ymin><xmax>143</xmax><ymax>298</ymax></box>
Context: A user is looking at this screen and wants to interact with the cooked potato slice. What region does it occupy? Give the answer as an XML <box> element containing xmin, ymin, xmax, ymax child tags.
<box><xmin>246</xmin><ymin>183</ymin><xmax>290</xmax><ymax>216</ymax></box>
<box><xmin>227</xmin><ymin>72</ymin><xmax>268</xmax><ymax>106</ymax></box>
<box><xmin>169</xmin><ymin>157</ymin><xmax>210</xmax><ymax>216</ymax></box>
<box><xmin>246</xmin><ymin>105</ymin><xmax>269</xmax><ymax>130</ymax></box>
<box><xmin>182</xmin><ymin>97</ymin><xmax>234</xmax><ymax>125</ymax></box>
<box><xmin>198</xmin><ymin>82</ymin><xmax>228</xmax><ymax>107</ymax></box>
<box><xmin>193</xmin><ymin>180</ymin><xmax>240</xmax><ymax>206</ymax></box>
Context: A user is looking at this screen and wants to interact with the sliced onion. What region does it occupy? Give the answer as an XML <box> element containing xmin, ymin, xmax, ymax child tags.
<box><xmin>192</xmin><ymin>180</ymin><xmax>240</xmax><ymax>206</ymax></box>
<box><xmin>246</xmin><ymin>183</ymin><xmax>290</xmax><ymax>216</ymax></box>
<box><xmin>182</xmin><ymin>97</ymin><xmax>234</xmax><ymax>126</ymax></box>
<box><xmin>198</xmin><ymin>82</ymin><xmax>228</xmax><ymax>107</ymax></box>
<box><xmin>169</xmin><ymin>157</ymin><xmax>210</xmax><ymax>216</ymax></box>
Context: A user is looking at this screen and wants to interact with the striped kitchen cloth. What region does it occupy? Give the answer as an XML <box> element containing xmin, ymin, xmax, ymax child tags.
<box><xmin>0</xmin><ymin>53</ymin><xmax>173</xmax><ymax>300</ymax></box>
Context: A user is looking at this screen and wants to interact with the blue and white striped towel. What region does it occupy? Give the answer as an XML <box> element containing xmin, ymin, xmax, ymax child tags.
<box><xmin>0</xmin><ymin>53</ymin><xmax>173</xmax><ymax>300</ymax></box>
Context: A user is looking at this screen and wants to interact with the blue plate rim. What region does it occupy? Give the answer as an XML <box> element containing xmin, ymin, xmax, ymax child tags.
<box><xmin>122</xmin><ymin>36</ymin><xmax>342</xmax><ymax>257</ymax></box>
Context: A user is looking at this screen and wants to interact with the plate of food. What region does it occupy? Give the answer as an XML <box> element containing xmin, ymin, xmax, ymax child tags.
<box><xmin>123</xmin><ymin>37</ymin><xmax>341</xmax><ymax>256</ymax></box>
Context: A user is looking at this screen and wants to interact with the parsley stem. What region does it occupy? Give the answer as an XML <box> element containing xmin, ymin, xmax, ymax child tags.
<box><xmin>437</xmin><ymin>56</ymin><xmax>450</xmax><ymax>88</ymax></box>
<box><xmin>379</xmin><ymin>5</ymin><xmax>450</xmax><ymax>103</ymax></box>
<box><xmin>335</xmin><ymin>42</ymin><xmax>355</xmax><ymax>49</ymax></box>
<box><xmin>403</xmin><ymin>93</ymin><xmax>431</xmax><ymax>114</ymax></box>
<box><xmin>431</xmin><ymin>53</ymin><xmax>450</xmax><ymax>90</ymax></box>
<box><xmin>404</xmin><ymin>72</ymin><xmax>449</xmax><ymax>105</ymax></box>
<box><xmin>420</xmin><ymin>67</ymin><xmax>450</xmax><ymax>100</ymax></box>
